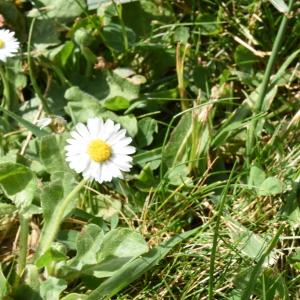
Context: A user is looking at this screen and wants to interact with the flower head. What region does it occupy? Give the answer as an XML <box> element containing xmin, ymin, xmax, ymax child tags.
<box><xmin>0</xmin><ymin>29</ymin><xmax>20</xmax><ymax>62</ymax></box>
<box><xmin>65</xmin><ymin>117</ymin><xmax>135</xmax><ymax>183</ymax></box>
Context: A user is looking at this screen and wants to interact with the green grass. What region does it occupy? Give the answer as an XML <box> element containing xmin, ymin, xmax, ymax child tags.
<box><xmin>0</xmin><ymin>0</ymin><xmax>300</xmax><ymax>299</ymax></box>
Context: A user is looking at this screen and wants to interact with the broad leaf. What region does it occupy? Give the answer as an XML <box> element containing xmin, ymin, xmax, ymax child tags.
<box><xmin>226</xmin><ymin>218</ymin><xmax>277</xmax><ymax>267</ymax></box>
<box><xmin>136</xmin><ymin>117</ymin><xmax>158</xmax><ymax>148</ymax></box>
<box><xmin>86</xmin><ymin>227</ymin><xmax>198</xmax><ymax>299</ymax></box>
<box><xmin>248</xmin><ymin>165</ymin><xmax>266</xmax><ymax>188</ymax></box>
<box><xmin>0</xmin><ymin>163</ymin><xmax>37</xmax><ymax>215</ymax></box>
<box><xmin>0</xmin><ymin>264</ymin><xmax>8</xmax><ymax>299</ymax></box>
<box><xmin>163</xmin><ymin>112</ymin><xmax>192</xmax><ymax>168</ymax></box>
<box><xmin>69</xmin><ymin>224</ymin><xmax>105</xmax><ymax>269</ymax></box>
<box><xmin>40</xmin><ymin>277</ymin><xmax>67</xmax><ymax>300</ymax></box>
<box><xmin>258</xmin><ymin>177</ymin><xmax>284</xmax><ymax>196</ymax></box>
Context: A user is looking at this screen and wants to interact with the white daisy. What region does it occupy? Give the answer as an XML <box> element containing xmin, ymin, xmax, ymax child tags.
<box><xmin>0</xmin><ymin>29</ymin><xmax>20</xmax><ymax>62</ymax></box>
<box><xmin>65</xmin><ymin>117</ymin><xmax>136</xmax><ymax>183</ymax></box>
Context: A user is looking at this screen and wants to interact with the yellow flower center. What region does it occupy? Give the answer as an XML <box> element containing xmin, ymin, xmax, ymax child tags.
<box><xmin>87</xmin><ymin>139</ymin><xmax>111</xmax><ymax>162</ymax></box>
<box><xmin>0</xmin><ymin>39</ymin><xmax>5</xmax><ymax>49</ymax></box>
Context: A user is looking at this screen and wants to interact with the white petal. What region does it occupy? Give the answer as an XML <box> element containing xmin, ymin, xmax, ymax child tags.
<box><xmin>111</xmin><ymin>154</ymin><xmax>133</xmax><ymax>163</ymax></box>
<box><xmin>70</xmin><ymin>130</ymin><xmax>85</xmax><ymax>142</ymax></box>
<box><xmin>68</xmin><ymin>155</ymin><xmax>90</xmax><ymax>173</ymax></box>
<box><xmin>106</xmin><ymin>129</ymin><xmax>127</xmax><ymax>144</ymax></box>
<box><xmin>98</xmin><ymin>119</ymin><xmax>115</xmax><ymax>141</ymax></box>
<box><xmin>113</xmin><ymin>145</ymin><xmax>136</xmax><ymax>155</ymax></box>
<box><xmin>87</xmin><ymin>117</ymin><xmax>103</xmax><ymax>138</ymax></box>
<box><xmin>76</xmin><ymin>123</ymin><xmax>90</xmax><ymax>138</ymax></box>
<box><xmin>111</xmin><ymin>156</ymin><xmax>132</xmax><ymax>172</ymax></box>
<box><xmin>113</xmin><ymin>137</ymin><xmax>132</xmax><ymax>148</ymax></box>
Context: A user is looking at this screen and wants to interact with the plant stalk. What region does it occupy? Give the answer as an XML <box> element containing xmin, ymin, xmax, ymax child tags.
<box><xmin>27</xmin><ymin>18</ymin><xmax>51</xmax><ymax>114</ymax></box>
<box><xmin>176</xmin><ymin>43</ymin><xmax>190</xmax><ymax>111</ymax></box>
<box><xmin>0</xmin><ymin>64</ymin><xmax>10</xmax><ymax>110</ymax></box>
<box><xmin>36</xmin><ymin>179</ymin><xmax>87</xmax><ymax>258</ymax></box>
<box><xmin>15</xmin><ymin>215</ymin><xmax>29</xmax><ymax>286</ymax></box>
<box><xmin>246</xmin><ymin>0</ymin><xmax>294</xmax><ymax>163</ymax></box>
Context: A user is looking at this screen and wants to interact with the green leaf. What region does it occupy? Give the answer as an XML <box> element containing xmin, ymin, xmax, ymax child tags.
<box><xmin>258</xmin><ymin>177</ymin><xmax>284</xmax><ymax>196</ymax></box>
<box><xmin>60</xmin><ymin>227</ymin><xmax>148</xmax><ymax>280</ymax></box>
<box><xmin>173</xmin><ymin>26</ymin><xmax>190</xmax><ymax>43</ymax></box>
<box><xmin>133</xmin><ymin>147</ymin><xmax>161</xmax><ymax>170</ymax></box>
<box><xmin>96</xmin><ymin>195</ymin><xmax>121</xmax><ymax>220</ymax></box>
<box><xmin>40</xmin><ymin>277</ymin><xmax>67</xmax><ymax>300</ymax></box>
<box><xmin>36</xmin><ymin>248</ymin><xmax>68</xmax><ymax>269</ymax></box>
<box><xmin>39</xmin><ymin>134</ymin><xmax>69</xmax><ymax>175</ymax></box>
<box><xmin>163</xmin><ymin>112</ymin><xmax>192</xmax><ymax>168</ymax></box>
<box><xmin>70</xmin><ymin>224</ymin><xmax>105</xmax><ymax>269</ymax></box>
<box><xmin>248</xmin><ymin>166</ymin><xmax>266</xmax><ymax>188</ymax></box>
<box><xmin>65</xmin><ymin>86</ymin><xmax>103</xmax><ymax>122</ymax></box>
<box><xmin>136</xmin><ymin>117</ymin><xmax>158</xmax><ymax>148</ymax></box>
<box><xmin>29</xmin><ymin>0</ymin><xmax>87</xmax><ymax>19</ymax></box>
<box><xmin>196</xmin><ymin>13</ymin><xmax>220</xmax><ymax>36</ymax></box>
<box><xmin>32</xmin><ymin>18</ymin><xmax>60</xmax><ymax>50</ymax></box>
<box><xmin>226</xmin><ymin>218</ymin><xmax>277</xmax><ymax>267</ymax></box>
<box><xmin>40</xmin><ymin>175</ymin><xmax>76</xmax><ymax>227</ymax></box>
<box><xmin>86</xmin><ymin>227</ymin><xmax>198</xmax><ymax>299</ymax></box>
<box><xmin>0</xmin><ymin>163</ymin><xmax>37</xmax><ymax>215</ymax></box>
<box><xmin>102</xmin><ymin>23</ymin><xmax>136</xmax><ymax>52</ymax></box>
<box><xmin>0</xmin><ymin>264</ymin><xmax>9</xmax><ymax>299</ymax></box>
<box><xmin>103</xmin><ymin>96</ymin><xmax>130</xmax><ymax>111</ymax></box>
<box><xmin>167</xmin><ymin>164</ymin><xmax>191</xmax><ymax>186</ymax></box>
<box><xmin>234</xmin><ymin>45</ymin><xmax>258</xmax><ymax>70</ymax></box>
<box><xmin>105</xmin><ymin>71</ymin><xmax>139</xmax><ymax>103</ymax></box>
<box><xmin>134</xmin><ymin>164</ymin><xmax>157</xmax><ymax>191</ymax></box>
<box><xmin>98</xmin><ymin>228</ymin><xmax>148</xmax><ymax>261</ymax></box>
<box><xmin>282</xmin><ymin>182</ymin><xmax>300</xmax><ymax>228</ymax></box>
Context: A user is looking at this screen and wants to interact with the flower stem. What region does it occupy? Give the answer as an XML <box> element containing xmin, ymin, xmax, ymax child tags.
<box><xmin>176</xmin><ymin>43</ymin><xmax>190</xmax><ymax>111</ymax></box>
<box><xmin>15</xmin><ymin>215</ymin><xmax>29</xmax><ymax>286</ymax></box>
<box><xmin>0</xmin><ymin>64</ymin><xmax>10</xmax><ymax>110</ymax></box>
<box><xmin>35</xmin><ymin>179</ymin><xmax>87</xmax><ymax>258</ymax></box>
<box><xmin>246</xmin><ymin>0</ymin><xmax>294</xmax><ymax>164</ymax></box>
<box><xmin>27</xmin><ymin>18</ymin><xmax>51</xmax><ymax>114</ymax></box>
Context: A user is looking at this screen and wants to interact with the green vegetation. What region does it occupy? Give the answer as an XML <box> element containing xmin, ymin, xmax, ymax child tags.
<box><xmin>0</xmin><ymin>0</ymin><xmax>300</xmax><ymax>299</ymax></box>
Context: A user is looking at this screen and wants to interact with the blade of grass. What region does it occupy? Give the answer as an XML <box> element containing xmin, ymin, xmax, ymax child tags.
<box><xmin>0</xmin><ymin>106</ymin><xmax>48</xmax><ymax>137</ymax></box>
<box><xmin>246</xmin><ymin>0</ymin><xmax>295</xmax><ymax>164</ymax></box>
<box><xmin>27</xmin><ymin>18</ymin><xmax>51</xmax><ymax>114</ymax></box>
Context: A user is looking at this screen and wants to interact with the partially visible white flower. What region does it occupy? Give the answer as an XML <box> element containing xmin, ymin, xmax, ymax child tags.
<box><xmin>0</xmin><ymin>29</ymin><xmax>20</xmax><ymax>62</ymax></box>
<box><xmin>65</xmin><ymin>117</ymin><xmax>135</xmax><ymax>183</ymax></box>
<box><xmin>36</xmin><ymin>116</ymin><xmax>67</xmax><ymax>133</ymax></box>
<box><xmin>36</xmin><ymin>117</ymin><xmax>52</xmax><ymax>129</ymax></box>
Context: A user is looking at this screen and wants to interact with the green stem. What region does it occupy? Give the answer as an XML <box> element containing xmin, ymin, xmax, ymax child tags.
<box><xmin>0</xmin><ymin>64</ymin><xmax>10</xmax><ymax>110</ymax></box>
<box><xmin>36</xmin><ymin>179</ymin><xmax>87</xmax><ymax>258</ymax></box>
<box><xmin>246</xmin><ymin>0</ymin><xmax>294</xmax><ymax>163</ymax></box>
<box><xmin>112</xmin><ymin>0</ymin><xmax>128</xmax><ymax>51</ymax></box>
<box><xmin>176</xmin><ymin>43</ymin><xmax>189</xmax><ymax>111</ymax></box>
<box><xmin>27</xmin><ymin>18</ymin><xmax>51</xmax><ymax>114</ymax></box>
<box><xmin>15</xmin><ymin>215</ymin><xmax>29</xmax><ymax>286</ymax></box>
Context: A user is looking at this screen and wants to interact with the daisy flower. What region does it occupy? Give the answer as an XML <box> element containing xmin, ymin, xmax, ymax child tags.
<box><xmin>0</xmin><ymin>29</ymin><xmax>20</xmax><ymax>62</ymax></box>
<box><xmin>65</xmin><ymin>117</ymin><xmax>136</xmax><ymax>183</ymax></box>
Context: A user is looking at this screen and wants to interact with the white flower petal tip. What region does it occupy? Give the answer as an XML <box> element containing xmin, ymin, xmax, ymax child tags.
<box><xmin>0</xmin><ymin>29</ymin><xmax>20</xmax><ymax>62</ymax></box>
<box><xmin>65</xmin><ymin>117</ymin><xmax>135</xmax><ymax>183</ymax></box>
